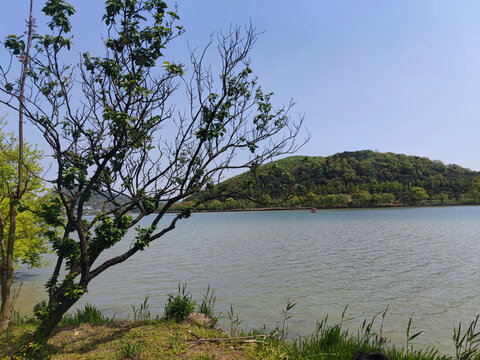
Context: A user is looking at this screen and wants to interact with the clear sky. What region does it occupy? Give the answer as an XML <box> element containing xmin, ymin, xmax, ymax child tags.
<box><xmin>2</xmin><ymin>1</ymin><xmax>480</xmax><ymax>170</ymax></box>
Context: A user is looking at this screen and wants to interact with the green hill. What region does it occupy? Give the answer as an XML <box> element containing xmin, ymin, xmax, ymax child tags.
<box><xmin>191</xmin><ymin>150</ymin><xmax>480</xmax><ymax>209</ymax></box>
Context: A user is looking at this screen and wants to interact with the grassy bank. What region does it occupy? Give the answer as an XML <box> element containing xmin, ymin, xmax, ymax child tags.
<box><xmin>1</xmin><ymin>312</ymin><xmax>476</xmax><ymax>360</ymax></box>
<box><xmin>1</xmin><ymin>320</ymin><xmax>265</xmax><ymax>360</ymax></box>
<box><xmin>1</xmin><ymin>289</ymin><xmax>479</xmax><ymax>359</ymax></box>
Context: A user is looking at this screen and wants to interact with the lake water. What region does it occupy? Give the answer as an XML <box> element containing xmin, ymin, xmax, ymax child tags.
<box><xmin>14</xmin><ymin>206</ymin><xmax>480</xmax><ymax>353</ymax></box>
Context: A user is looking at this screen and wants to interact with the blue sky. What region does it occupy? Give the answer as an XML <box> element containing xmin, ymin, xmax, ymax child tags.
<box><xmin>2</xmin><ymin>1</ymin><xmax>480</xmax><ymax>170</ymax></box>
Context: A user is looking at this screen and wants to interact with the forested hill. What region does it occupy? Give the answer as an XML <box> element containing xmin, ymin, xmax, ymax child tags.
<box><xmin>191</xmin><ymin>150</ymin><xmax>480</xmax><ymax>209</ymax></box>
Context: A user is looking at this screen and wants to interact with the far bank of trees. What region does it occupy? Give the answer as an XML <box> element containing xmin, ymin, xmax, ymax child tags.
<box><xmin>176</xmin><ymin>188</ymin><xmax>480</xmax><ymax>212</ymax></box>
<box><xmin>184</xmin><ymin>150</ymin><xmax>480</xmax><ymax>210</ymax></box>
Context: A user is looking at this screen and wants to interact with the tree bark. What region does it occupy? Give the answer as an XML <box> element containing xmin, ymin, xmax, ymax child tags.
<box><xmin>0</xmin><ymin>275</ymin><xmax>13</xmax><ymax>331</ymax></box>
<box><xmin>0</xmin><ymin>204</ymin><xmax>17</xmax><ymax>331</ymax></box>
<box><xmin>34</xmin><ymin>293</ymin><xmax>79</xmax><ymax>341</ymax></box>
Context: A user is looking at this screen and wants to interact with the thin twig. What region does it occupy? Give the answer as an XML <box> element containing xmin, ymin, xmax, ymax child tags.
<box><xmin>187</xmin><ymin>334</ymin><xmax>271</xmax><ymax>343</ymax></box>
<box><xmin>302</xmin><ymin>354</ymin><xmax>339</xmax><ymax>358</ymax></box>
<box><xmin>187</xmin><ymin>337</ymin><xmax>267</xmax><ymax>349</ymax></box>
<box><xmin>186</xmin><ymin>329</ymin><xmax>201</xmax><ymax>339</ymax></box>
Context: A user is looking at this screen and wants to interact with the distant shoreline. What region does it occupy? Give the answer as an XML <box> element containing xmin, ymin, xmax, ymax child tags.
<box><xmin>190</xmin><ymin>202</ymin><xmax>478</xmax><ymax>213</ymax></box>
<box><xmin>86</xmin><ymin>202</ymin><xmax>479</xmax><ymax>216</ymax></box>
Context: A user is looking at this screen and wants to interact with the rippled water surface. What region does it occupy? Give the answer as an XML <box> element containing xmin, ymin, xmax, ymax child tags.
<box><xmin>16</xmin><ymin>206</ymin><xmax>480</xmax><ymax>353</ymax></box>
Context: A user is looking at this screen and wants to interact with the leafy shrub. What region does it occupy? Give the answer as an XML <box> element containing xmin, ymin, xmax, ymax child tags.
<box><xmin>163</xmin><ymin>284</ymin><xmax>196</xmax><ymax>323</ymax></box>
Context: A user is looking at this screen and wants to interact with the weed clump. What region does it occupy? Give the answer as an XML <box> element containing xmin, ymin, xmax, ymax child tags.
<box><xmin>164</xmin><ymin>284</ymin><xmax>196</xmax><ymax>323</ymax></box>
<box><xmin>197</xmin><ymin>284</ymin><xmax>216</xmax><ymax>319</ymax></box>
<box><xmin>132</xmin><ymin>295</ymin><xmax>151</xmax><ymax>321</ymax></box>
<box><xmin>118</xmin><ymin>340</ymin><xmax>141</xmax><ymax>359</ymax></box>
<box><xmin>59</xmin><ymin>304</ymin><xmax>109</xmax><ymax>326</ymax></box>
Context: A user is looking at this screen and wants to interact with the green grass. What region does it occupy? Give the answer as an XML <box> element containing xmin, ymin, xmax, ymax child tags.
<box><xmin>197</xmin><ymin>284</ymin><xmax>217</xmax><ymax>320</ymax></box>
<box><xmin>131</xmin><ymin>296</ymin><xmax>151</xmax><ymax>321</ymax></box>
<box><xmin>2</xmin><ymin>293</ymin><xmax>480</xmax><ymax>359</ymax></box>
<box><xmin>59</xmin><ymin>303</ymin><xmax>110</xmax><ymax>326</ymax></box>
<box><xmin>273</xmin><ymin>318</ymin><xmax>449</xmax><ymax>360</ymax></box>
<box><xmin>2</xmin><ymin>310</ymin><xmax>480</xmax><ymax>360</ymax></box>
<box><xmin>118</xmin><ymin>339</ymin><xmax>142</xmax><ymax>359</ymax></box>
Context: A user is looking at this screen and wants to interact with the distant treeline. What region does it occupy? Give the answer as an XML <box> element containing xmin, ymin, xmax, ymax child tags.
<box><xmin>182</xmin><ymin>150</ymin><xmax>480</xmax><ymax>211</ymax></box>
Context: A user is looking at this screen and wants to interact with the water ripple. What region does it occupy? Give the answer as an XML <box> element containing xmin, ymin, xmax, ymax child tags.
<box><xmin>14</xmin><ymin>206</ymin><xmax>480</xmax><ymax>354</ymax></box>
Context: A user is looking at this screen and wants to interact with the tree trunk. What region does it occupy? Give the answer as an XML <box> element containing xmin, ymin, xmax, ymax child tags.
<box><xmin>34</xmin><ymin>295</ymin><xmax>79</xmax><ymax>341</ymax></box>
<box><xmin>0</xmin><ymin>203</ymin><xmax>18</xmax><ymax>332</ymax></box>
<box><xmin>0</xmin><ymin>274</ymin><xmax>13</xmax><ymax>331</ymax></box>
